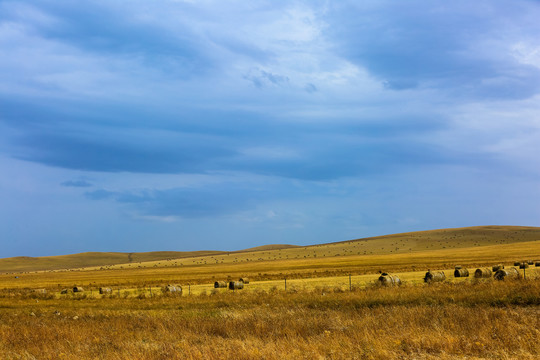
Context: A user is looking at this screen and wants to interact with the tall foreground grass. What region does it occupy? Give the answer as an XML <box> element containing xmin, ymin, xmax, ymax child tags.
<box><xmin>0</xmin><ymin>280</ymin><xmax>538</xmax><ymax>359</ymax></box>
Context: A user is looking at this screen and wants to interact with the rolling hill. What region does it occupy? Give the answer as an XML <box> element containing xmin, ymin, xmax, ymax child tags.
<box><xmin>1</xmin><ymin>225</ymin><xmax>539</xmax><ymax>273</ymax></box>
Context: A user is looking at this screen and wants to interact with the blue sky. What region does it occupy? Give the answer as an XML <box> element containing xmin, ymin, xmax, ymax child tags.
<box><xmin>1</xmin><ymin>1</ymin><xmax>540</xmax><ymax>257</ymax></box>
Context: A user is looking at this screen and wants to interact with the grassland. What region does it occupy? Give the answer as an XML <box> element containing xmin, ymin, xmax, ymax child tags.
<box><xmin>0</xmin><ymin>225</ymin><xmax>539</xmax><ymax>359</ymax></box>
<box><xmin>2</xmin><ymin>238</ymin><xmax>539</xmax><ymax>292</ymax></box>
<box><xmin>2</xmin><ymin>225</ymin><xmax>539</xmax><ymax>273</ymax></box>
<box><xmin>0</xmin><ymin>280</ymin><xmax>539</xmax><ymax>359</ymax></box>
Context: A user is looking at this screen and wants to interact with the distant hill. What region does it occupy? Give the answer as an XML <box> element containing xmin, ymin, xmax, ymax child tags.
<box><xmin>0</xmin><ymin>251</ymin><xmax>227</xmax><ymax>273</ymax></box>
<box><xmin>239</xmin><ymin>244</ymin><xmax>301</xmax><ymax>252</ymax></box>
<box><xmin>334</xmin><ymin>225</ymin><xmax>540</xmax><ymax>249</ymax></box>
<box><xmin>1</xmin><ymin>225</ymin><xmax>539</xmax><ymax>272</ymax></box>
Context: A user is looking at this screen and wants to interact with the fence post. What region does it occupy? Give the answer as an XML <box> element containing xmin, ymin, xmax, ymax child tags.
<box><xmin>349</xmin><ymin>274</ymin><xmax>352</xmax><ymax>291</ymax></box>
<box><xmin>284</xmin><ymin>278</ymin><xmax>287</xmax><ymax>291</ymax></box>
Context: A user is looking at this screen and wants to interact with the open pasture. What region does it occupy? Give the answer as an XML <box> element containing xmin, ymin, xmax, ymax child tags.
<box><xmin>1</xmin><ymin>226</ymin><xmax>539</xmax><ymax>359</ymax></box>
<box><xmin>2</xmin><ymin>225</ymin><xmax>539</xmax><ymax>273</ymax></box>
<box><xmin>0</xmin><ymin>279</ymin><xmax>539</xmax><ymax>359</ymax></box>
<box><xmin>2</xmin><ymin>237</ymin><xmax>539</xmax><ymax>292</ymax></box>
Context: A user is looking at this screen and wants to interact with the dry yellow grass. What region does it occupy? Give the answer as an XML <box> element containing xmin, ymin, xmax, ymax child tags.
<box><xmin>1</xmin><ymin>226</ymin><xmax>539</xmax><ymax>359</ymax></box>
<box><xmin>0</xmin><ymin>280</ymin><xmax>538</xmax><ymax>359</ymax></box>
<box><xmin>2</xmin><ymin>238</ymin><xmax>538</xmax><ymax>292</ymax></box>
<box><xmin>2</xmin><ymin>225</ymin><xmax>539</xmax><ymax>273</ymax></box>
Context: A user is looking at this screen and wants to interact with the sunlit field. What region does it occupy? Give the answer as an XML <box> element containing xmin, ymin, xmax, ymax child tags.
<box><xmin>1</xmin><ymin>226</ymin><xmax>539</xmax><ymax>359</ymax></box>
<box><xmin>1</xmin><ymin>280</ymin><xmax>539</xmax><ymax>359</ymax></box>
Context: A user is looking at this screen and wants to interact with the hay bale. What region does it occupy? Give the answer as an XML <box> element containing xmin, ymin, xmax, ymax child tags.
<box><xmin>60</xmin><ymin>289</ymin><xmax>69</xmax><ymax>294</ymax></box>
<box><xmin>163</xmin><ymin>284</ymin><xmax>182</xmax><ymax>294</ymax></box>
<box><xmin>454</xmin><ymin>265</ymin><xmax>462</xmax><ymax>270</ymax></box>
<box><xmin>494</xmin><ymin>267</ymin><xmax>520</xmax><ymax>281</ymax></box>
<box><xmin>424</xmin><ymin>270</ymin><xmax>446</xmax><ymax>283</ymax></box>
<box><xmin>519</xmin><ymin>263</ymin><xmax>529</xmax><ymax>269</ymax></box>
<box><xmin>72</xmin><ymin>286</ymin><xmax>84</xmax><ymax>293</ymax></box>
<box><xmin>378</xmin><ymin>273</ymin><xmax>401</xmax><ymax>286</ymax></box>
<box><xmin>99</xmin><ymin>287</ymin><xmax>112</xmax><ymax>294</ymax></box>
<box><xmin>33</xmin><ymin>288</ymin><xmax>47</xmax><ymax>294</ymax></box>
<box><xmin>228</xmin><ymin>281</ymin><xmax>244</xmax><ymax>290</ymax></box>
<box><xmin>474</xmin><ymin>268</ymin><xmax>492</xmax><ymax>278</ymax></box>
<box><xmin>239</xmin><ymin>277</ymin><xmax>250</xmax><ymax>284</ymax></box>
<box><xmin>492</xmin><ymin>264</ymin><xmax>504</xmax><ymax>272</ymax></box>
<box><xmin>536</xmin><ymin>261</ymin><xmax>540</xmax><ymax>267</ymax></box>
<box><xmin>527</xmin><ymin>260</ymin><xmax>534</xmax><ymax>265</ymax></box>
<box><xmin>214</xmin><ymin>281</ymin><xmax>227</xmax><ymax>288</ymax></box>
<box><xmin>513</xmin><ymin>261</ymin><xmax>520</xmax><ymax>266</ymax></box>
<box><xmin>453</xmin><ymin>268</ymin><xmax>469</xmax><ymax>278</ymax></box>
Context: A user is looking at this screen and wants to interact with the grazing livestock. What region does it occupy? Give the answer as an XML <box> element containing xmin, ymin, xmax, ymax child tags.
<box><xmin>378</xmin><ymin>273</ymin><xmax>401</xmax><ymax>286</ymax></box>
<box><xmin>424</xmin><ymin>270</ymin><xmax>445</xmax><ymax>283</ymax></box>
<box><xmin>474</xmin><ymin>268</ymin><xmax>492</xmax><ymax>278</ymax></box>
<box><xmin>494</xmin><ymin>267</ymin><xmax>520</xmax><ymax>281</ymax></box>
<box><xmin>454</xmin><ymin>268</ymin><xmax>469</xmax><ymax>278</ymax></box>
<box><xmin>214</xmin><ymin>281</ymin><xmax>227</xmax><ymax>288</ymax></box>
<box><xmin>229</xmin><ymin>281</ymin><xmax>244</xmax><ymax>290</ymax></box>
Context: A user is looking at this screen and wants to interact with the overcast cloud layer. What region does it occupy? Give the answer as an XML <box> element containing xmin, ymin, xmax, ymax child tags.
<box><xmin>1</xmin><ymin>0</ymin><xmax>540</xmax><ymax>257</ymax></box>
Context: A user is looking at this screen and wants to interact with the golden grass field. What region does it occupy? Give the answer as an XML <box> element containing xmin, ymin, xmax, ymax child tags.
<box><xmin>0</xmin><ymin>225</ymin><xmax>539</xmax><ymax>359</ymax></box>
<box><xmin>3</xmin><ymin>225</ymin><xmax>540</xmax><ymax>273</ymax></box>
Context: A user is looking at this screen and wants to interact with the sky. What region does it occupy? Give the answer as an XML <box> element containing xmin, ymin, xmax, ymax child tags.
<box><xmin>1</xmin><ymin>0</ymin><xmax>540</xmax><ymax>258</ymax></box>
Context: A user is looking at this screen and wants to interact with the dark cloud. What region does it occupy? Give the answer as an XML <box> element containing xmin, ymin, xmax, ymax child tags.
<box><xmin>1</xmin><ymin>95</ymin><xmax>459</xmax><ymax>181</ymax></box>
<box><xmin>85</xmin><ymin>186</ymin><xmax>265</xmax><ymax>218</ymax></box>
<box><xmin>61</xmin><ymin>179</ymin><xmax>93</xmax><ymax>187</ymax></box>
<box><xmin>0</xmin><ymin>1</ymin><xmax>513</xmax><ymax>184</ymax></box>
<box><xmin>329</xmin><ymin>1</ymin><xmax>540</xmax><ymax>99</ymax></box>
<box><xmin>228</xmin><ymin>139</ymin><xmax>472</xmax><ymax>181</ymax></box>
<box><xmin>13</xmin><ymin>132</ymin><xmax>235</xmax><ymax>174</ymax></box>
<box><xmin>4</xmin><ymin>1</ymin><xmax>214</xmax><ymax>78</ymax></box>
<box><xmin>243</xmin><ymin>69</ymin><xmax>290</xmax><ymax>88</ymax></box>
